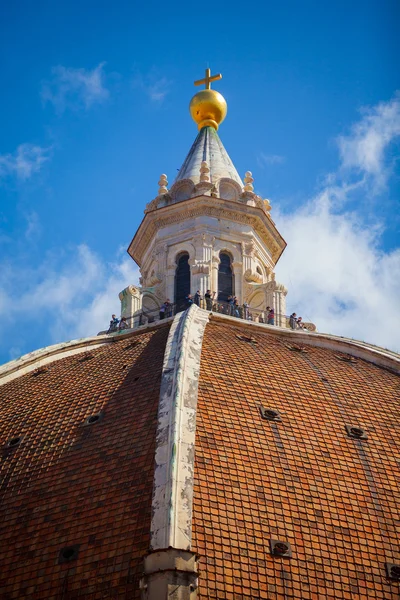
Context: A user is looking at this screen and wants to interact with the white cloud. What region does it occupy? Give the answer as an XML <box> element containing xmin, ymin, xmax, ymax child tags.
<box><xmin>0</xmin><ymin>144</ymin><xmax>51</xmax><ymax>181</ymax></box>
<box><xmin>133</xmin><ymin>70</ymin><xmax>171</xmax><ymax>104</ymax></box>
<box><xmin>337</xmin><ymin>93</ymin><xmax>400</xmax><ymax>190</ymax></box>
<box><xmin>0</xmin><ymin>244</ymin><xmax>139</xmax><ymax>362</ymax></box>
<box><xmin>41</xmin><ymin>63</ymin><xmax>109</xmax><ymax>113</ymax></box>
<box><xmin>275</xmin><ymin>193</ymin><xmax>400</xmax><ymax>351</ymax></box>
<box><xmin>275</xmin><ymin>93</ymin><xmax>400</xmax><ymax>352</ymax></box>
<box><xmin>24</xmin><ymin>211</ymin><xmax>42</xmax><ymax>241</ymax></box>
<box><xmin>257</xmin><ymin>153</ymin><xmax>285</xmax><ymax>167</ymax></box>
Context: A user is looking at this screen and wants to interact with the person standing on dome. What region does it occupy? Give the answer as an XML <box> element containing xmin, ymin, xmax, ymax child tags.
<box><xmin>205</xmin><ymin>290</ymin><xmax>215</xmax><ymax>311</ymax></box>
<box><xmin>233</xmin><ymin>297</ymin><xmax>240</xmax><ymax>318</ymax></box>
<box><xmin>267</xmin><ymin>307</ymin><xmax>275</xmax><ymax>325</ymax></box>
<box><xmin>164</xmin><ymin>299</ymin><xmax>172</xmax><ymax>318</ymax></box>
<box><xmin>289</xmin><ymin>312</ymin><xmax>297</xmax><ymax>329</ymax></box>
<box><xmin>227</xmin><ymin>295</ymin><xmax>234</xmax><ymax>316</ymax></box>
<box><xmin>109</xmin><ymin>314</ymin><xmax>119</xmax><ymax>332</ymax></box>
<box><xmin>119</xmin><ymin>317</ymin><xmax>129</xmax><ymax>331</ymax></box>
<box><xmin>186</xmin><ymin>294</ymin><xmax>194</xmax><ymax>308</ymax></box>
<box><xmin>194</xmin><ymin>290</ymin><xmax>201</xmax><ymax>307</ymax></box>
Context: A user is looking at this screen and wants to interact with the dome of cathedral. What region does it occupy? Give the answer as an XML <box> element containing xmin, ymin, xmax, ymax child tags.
<box><xmin>0</xmin><ymin>307</ymin><xmax>399</xmax><ymax>599</ymax></box>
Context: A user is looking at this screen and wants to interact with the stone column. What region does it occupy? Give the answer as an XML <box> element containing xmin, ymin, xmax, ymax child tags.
<box><xmin>211</xmin><ymin>255</ymin><xmax>220</xmax><ymax>299</ymax></box>
<box><xmin>166</xmin><ymin>264</ymin><xmax>176</xmax><ymax>305</ymax></box>
<box><xmin>191</xmin><ymin>234</ymin><xmax>214</xmax><ymax>301</ymax></box>
<box><xmin>232</xmin><ymin>261</ymin><xmax>243</xmax><ymax>302</ymax></box>
<box><xmin>241</xmin><ymin>240</ymin><xmax>255</xmax><ymax>275</ymax></box>
<box><xmin>119</xmin><ymin>285</ymin><xmax>142</xmax><ymax>327</ymax></box>
<box><xmin>274</xmin><ymin>282</ymin><xmax>288</xmax><ymax>327</ymax></box>
<box><xmin>201</xmin><ymin>239</ymin><xmax>213</xmax><ymax>295</ymax></box>
<box><xmin>188</xmin><ymin>258</ymin><xmax>198</xmax><ymax>296</ymax></box>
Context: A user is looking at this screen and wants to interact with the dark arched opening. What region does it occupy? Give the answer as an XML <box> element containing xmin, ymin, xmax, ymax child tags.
<box><xmin>218</xmin><ymin>252</ymin><xmax>234</xmax><ymax>302</ymax></box>
<box><xmin>175</xmin><ymin>252</ymin><xmax>191</xmax><ymax>312</ymax></box>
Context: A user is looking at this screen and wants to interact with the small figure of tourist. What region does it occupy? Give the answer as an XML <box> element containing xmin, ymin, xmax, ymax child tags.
<box><xmin>205</xmin><ymin>289</ymin><xmax>214</xmax><ymax>311</ymax></box>
<box><xmin>233</xmin><ymin>298</ymin><xmax>240</xmax><ymax>318</ymax></box>
<box><xmin>228</xmin><ymin>295</ymin><xmax>234</xmax><ymax>316</ymax></box>
<box><xmin>289</xmin><ymin>312</ymin><xmax>297</xmax><ymax>329</ymax></box>
<box><xmin>165</xmin><ymin>299</ymin><xmax>172</xmax><ymax>318</ymax></box>
<box><xmin>186</xmin><ymin>294</ymin><xmax>194</xmax><ymax>308</ymax></box>
<box><xmin>194</xmin><ymin>290</ymin><xmax>201</xmax><ymax>306</ymax></box>
<box><xmin>119</xmin><ymin>317</ymin><xmax>129</xmax><ymax>330</ymax></box>
<box><xmin>297</xmin><ymin>317</ymin><xmax>303</xmax><ymax>329</ymax></box>
<box><xmin>109</xmin><ymin>314</ymin><xmax>119</xmax><ymax>332</ymax></box>
<box><xmin>267</xmin><ymin>307</ymin><xmax>275</xmax><ymax>325</ymax></box>
<box><xmin>159</xmin><ymin>302</ymin><xmax>167</xmax><ymax>320</ymax></box>
<box><xmin>243</xmin><ymin>302</ymin><xmax>250</xmax><ymax>320</ymax></box>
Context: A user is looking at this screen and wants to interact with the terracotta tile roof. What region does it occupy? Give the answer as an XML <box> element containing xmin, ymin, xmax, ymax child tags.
<box><xmin>192</xmin><ymin>321</ymin><xmax>400</xmax><ymax>599</ymax></box>
<box><xmin>0</xmin><ymin>324</ymin><xmax>170</xmax><ymax>600</ymax></box>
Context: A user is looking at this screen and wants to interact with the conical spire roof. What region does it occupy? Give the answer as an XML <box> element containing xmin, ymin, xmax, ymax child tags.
<box><xmin>174</xmin><ymin>126</ymin><xmax>243</xmax><ymax>187</ymax></box>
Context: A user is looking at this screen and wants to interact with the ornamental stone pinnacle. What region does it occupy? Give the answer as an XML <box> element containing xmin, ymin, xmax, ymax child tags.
<box><xmin>199</xmin><ymin>161</ymin><xmax>210</xmax><ymax>183</ymax></box>
<box><xmin>244</xmin><ymin>171</ymin><xmax>254</xmax><ymax>192</ymax></box>
<box><xmin>158</xmin><ymin>174</ymin><xmax>168</xmax><ymax>195</ymax></box>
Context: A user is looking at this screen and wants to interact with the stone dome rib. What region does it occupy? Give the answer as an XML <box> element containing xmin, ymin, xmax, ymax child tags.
<box><xmin>174</xmin><ymin>126</ymin><xmax>243</xmax><ymax>187</ymax></box>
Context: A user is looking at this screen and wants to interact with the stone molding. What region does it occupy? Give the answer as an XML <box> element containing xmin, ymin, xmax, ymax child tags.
<box><xmin>150</xmin><ymin>305</ymin><xmax>209</xmax><ymax>551</ymax></box>
<box><xmin>128</xmin><ymin>195</ymin><xmax>286</xmax><ymax>267</ymax></box>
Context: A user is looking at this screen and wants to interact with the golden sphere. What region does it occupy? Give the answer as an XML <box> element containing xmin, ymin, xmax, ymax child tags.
<box><xmin>189</xmin><ymin>89</ymin><xmax>227</xmax><ymax>131</ymax></box>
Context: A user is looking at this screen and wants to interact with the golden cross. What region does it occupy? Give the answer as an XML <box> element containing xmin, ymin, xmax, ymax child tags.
<box><xmin>194</xmin><ymin>68</ymin><xmax>222</xmax><ymax>90</ymax></box>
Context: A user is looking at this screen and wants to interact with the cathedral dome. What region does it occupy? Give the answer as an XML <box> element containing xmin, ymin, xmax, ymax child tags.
<box><xmin>0</xmin><ymin>307</ymin><xmax>399</xmax><ymax>599</ymax></box>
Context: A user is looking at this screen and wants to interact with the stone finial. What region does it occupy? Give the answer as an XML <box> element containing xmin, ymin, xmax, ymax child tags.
<box><xmin>158</xmin><ymin>174</ymin><xmax>168</xmax><ymax>195</ymax></box>
<box><xmin>244</xmin><ymin>171</ymin><xmax>254</xmax><ymax>192</ymax></box>
<box><xmin>264</xmin><ymin>198</ymin><xmax>271</xmax><ymax>211</ymax></box>
<box><xmin>199</xmin><ymin>161</ymin><xmax>210</xmax><ymax>182</ymax></box>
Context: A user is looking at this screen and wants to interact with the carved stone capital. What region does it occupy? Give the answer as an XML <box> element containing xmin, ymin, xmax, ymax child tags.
<box><xmin>231</xmin><ymin>261</ymin><xmax>243</xmax><ymax>271</ymax></box>
<box><xmin>275</xmin><ymin>282</ymin><xmax>288</xmax><ymax>295</ymax></box>
<box><xmin>118</xmin><ymin>285</ymin><xmax>141</xmax><ymax>302</ymax></box>
<box><xmin>242</xmin><ymin>241</ymin><xmax>256</xmax><ymax>257</ymax></box>
<box><xmin>148</xmin><ymin>274</ymin><xmax>163</xmax><ymax>286</ymax></box>
<box><xmin>192</xmin><ymin>232</ymin><xmax>215</xmax><ymax>247</ymax></box>
<box><xmin>265</xmin><ymin>280</ymin><xmax>277</xmax><ymax>292</ymax></box>
<box><xmin>191</xmin><ymin>262</ymin><xmax>210</xmax><ymax>275</ymax></box>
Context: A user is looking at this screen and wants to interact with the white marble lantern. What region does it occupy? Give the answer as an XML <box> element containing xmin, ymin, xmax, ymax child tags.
<box><xmin>122</xmin><ymin>123</ymin><xmax>288</xmax><ymax>326</ymax></box>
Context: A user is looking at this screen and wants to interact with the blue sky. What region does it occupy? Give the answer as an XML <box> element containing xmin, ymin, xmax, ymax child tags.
<box><xmin>1</xmin><ymin>0</ymin><xmax>399</xmax><ymax>363</ymax></box>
